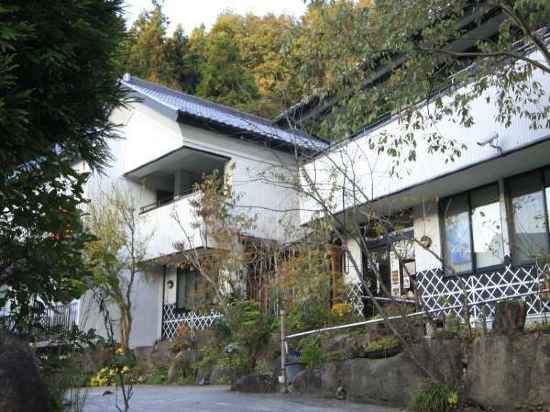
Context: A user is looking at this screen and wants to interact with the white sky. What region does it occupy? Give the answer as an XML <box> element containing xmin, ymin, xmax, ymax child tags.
<box><xmin>124</xmin><ymin>0</ymin><xmax>307</xmax><ymax>34</ymax></box>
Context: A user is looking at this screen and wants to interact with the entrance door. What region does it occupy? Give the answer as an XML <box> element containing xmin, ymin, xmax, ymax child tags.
<box><xmin>362</xmin><ymin>246</ymin><xmax>392</xmax><ymax>317</ymax></box>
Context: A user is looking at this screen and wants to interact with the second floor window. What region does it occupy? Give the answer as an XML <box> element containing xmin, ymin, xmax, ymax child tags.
<box><xmin>441</xmin><ymin>183</ymin><xmax>505</xmax><ymax>274</ymax></box>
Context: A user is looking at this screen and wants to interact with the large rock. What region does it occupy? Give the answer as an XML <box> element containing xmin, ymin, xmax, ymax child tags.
<box><xmin>321</xmin><ymin>330</ymin><xmax>370</xmax><ymax>361</ymax></box>
<box><xmin>286</xmin><ymin>330</ymin><xmax>550</xmax><ymax>410</ymax></box>
<box><xmin>318</xmin><ymin>338</ymin><xmax>463</xmax><ymax>406</ymax></box>
<box><xmin>134</xmin><ymin>340</ymin><xmax>173</xmax><ymax>372</ymax></box>
<box><xmin>291</xmin><ymin>368</ymin><xmax>321</xmax><ymax>394</ymax></box>
<box><xmin>210</xmin><ymin>365</ymin><xmax>231</xmax><ymax>384</ymax></box>
<box><xmin>321</xmin><ymin>354</ymin><xmax>424</xmax><ymax>405</ymax></box>
<box><xmin>0</xmin><ymin>335</ymin><xmax>51</xmax><ymax>412</ymax></box>
<box><xmin>466</xmin><ymin>334</ymin><xmax>550</xmax><ymax>412</ymax></box>
<box><xmin>78</xmin><ymin>348</ymin><xmax>113</xmax><ymax>376</ymax></box>
<box><xmin>231</xmin><ymin>374</ymin><xmax>277</xmax><ymax>393</ymax></box>
<box><xmin>166</xmin><ymin>350</ymin><xmax>199</xmax><ymax>383</ymax></box>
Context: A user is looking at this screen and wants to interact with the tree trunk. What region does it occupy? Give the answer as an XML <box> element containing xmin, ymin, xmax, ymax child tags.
<box><xmin>120</xmin><ymin>307</ymin><xmax>131</xmax><ymax>350</ymax></box>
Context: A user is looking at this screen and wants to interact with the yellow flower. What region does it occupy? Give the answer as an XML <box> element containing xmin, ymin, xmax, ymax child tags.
<box><xmin>448</xmin><ymin>391</ymin><xmax>459</xmax><ymax>407</ymax></box>
<box><xmin>115</xmin><ymin>347</ymin><xmax>125</xmax><ymax>356</ymax></box>
<box><xmin>122</xmin><ymin>366</ymin><xmax>130</xmax><ymax>374</ymax></box>
<box><xmin>332</xmin><ymin>303</ymin><xmax>352</xmax><ymax>317</ymax></box>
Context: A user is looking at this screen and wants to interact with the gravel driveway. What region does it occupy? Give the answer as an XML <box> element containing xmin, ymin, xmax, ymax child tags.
<box><xmin>82</xmin><ymin>385</ymin><xmax>403</xmax><ymax>412</ymax></box>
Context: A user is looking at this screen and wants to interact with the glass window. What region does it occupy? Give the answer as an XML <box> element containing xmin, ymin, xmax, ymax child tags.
<box><xmin>442</xmin><ymin>193</ymin><xmax>472</xmax><ymax>273</ymax></box>
<box><xmin>176</xmin><ymin>269</ymin><xmax>198</xmax><ymax>311</ymax></box>
<box><xmin>471</xmin><ymin>185</ymin><xmax>504</xmax><ymax>268</ymax></box>
<box><xmin>509</xmin><ymin>172</ymin><xmax>550</xmax><ymax>265</ymax></box>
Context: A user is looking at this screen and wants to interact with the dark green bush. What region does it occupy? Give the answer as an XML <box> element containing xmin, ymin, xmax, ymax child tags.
<box><xmin>224</xmin><ymin>300</ymin><xmax>276</xmax><ymax>376</ymax></box>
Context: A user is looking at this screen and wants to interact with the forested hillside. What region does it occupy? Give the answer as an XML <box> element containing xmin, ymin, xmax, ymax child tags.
<box><xmin>121</xmin><ymin>0</ymin><xmax>371</xmax><ymax>129</ymax></box>
<box><xmin>122</xmin><ymin>0</ymin><xmax>550</xmax><ymax>141</ymax></box>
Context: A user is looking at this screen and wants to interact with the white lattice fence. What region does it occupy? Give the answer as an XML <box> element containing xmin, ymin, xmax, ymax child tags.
<box><xmin>416</xmin><ymin>264</ymin><xmax>550</xmax><ymax>322</ymax></box>
<box><xmin>344</xmin><ymin>283</ymin><xmax>364</xmax><ymax>316</ymax></box>
<box><xmin>162</xmin><ymin>304</ymin><xmax>223</xmax><ymax>340</ymax></box>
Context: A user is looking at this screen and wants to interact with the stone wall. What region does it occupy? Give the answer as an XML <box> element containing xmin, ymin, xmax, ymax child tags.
<box><xmin>466</xmin><ymin>334</ymin><xmax>550</xmax><ymax>412</ymax></box>
<box><xmin>313</xmin><ymin>338</ymin><xmax>462</xmax><ymax>407</ymax></box>
<box><xmin>292</xmin><ymin>333</ymin><xmax>550</xmax><ymax>411</ymax></box>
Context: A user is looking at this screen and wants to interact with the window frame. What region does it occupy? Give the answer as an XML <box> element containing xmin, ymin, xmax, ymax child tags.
<box><xmin>440</xmin><ymin>182</ymin><xmax>505</xmax><ymax>277</ymax></box>
<box><xmin>504</xmin><ymin>167</ymin><xmax>550</xmax><ymax>267</ymax></box>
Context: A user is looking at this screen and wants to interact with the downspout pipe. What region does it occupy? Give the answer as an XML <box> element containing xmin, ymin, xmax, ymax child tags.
<box><xmin>161</xmin><ymin>265</ymin><xmax>166</xmax><ymax>340</ymax></box>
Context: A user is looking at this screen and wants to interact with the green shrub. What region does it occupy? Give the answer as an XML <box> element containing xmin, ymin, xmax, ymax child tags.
<box><xmin>365</xmin><ymin>335</ymin><xmax>400</xmax><ymax>353</ymax></box>
<box><xmin>213</xmin><ymin>317</ymin><xmax>232</xmax><ymax>340</ymax></box>
<box><xmin>287</xmin><ymin>299</ymin><xmax>335</xmax><ymax>333</ymax></box>
<box><xmin>298</xmin><ymin>336</ymin><xmax>324</xmax><ymax>369</ymax></box>
<box><xmin>218</xmin><ymin>300</ymin><xmax>276</xmax><ymax>378</ymax></box>
<box><xmin>145</xmin><ymin>367</ymin><xmax>168</xmax><ymax>385</ymax></box>
<box><xmin>409</xmin><ymin>383</ymin><xmax>459</xmax><ymax>412</ymax></box>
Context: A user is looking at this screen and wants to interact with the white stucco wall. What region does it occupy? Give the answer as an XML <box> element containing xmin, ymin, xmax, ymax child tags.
<box><xmin>173</xmin><ymin>122</ymin><xmax>301</xmax><ymax>243</ymax></box>
<box><xmin>301</xmin><ymin>51</ymin><xmax>550</xmax><ymax>225</ymax></box>
<box><xmin>413</xmin><ymin>201</ymin><xmax>443</xmax><ymax>272</ymax></box>
<box><xmin>103</xmin><ymin>101</ymin><xmax>301</xmax><ymax>248</ymax></box>
<box><xmin>78</xmin><ymin>270</ymin><xmax>162</xmax><ymax>348</ymax></box>
<box><xmin>141</xmin><ymin>191</ymin><xmax>205</xmax><ymax>260</ymax></box>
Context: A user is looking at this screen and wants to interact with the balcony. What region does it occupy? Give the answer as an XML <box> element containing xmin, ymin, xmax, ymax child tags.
<box><xmin>140</xmin><ymin>190</ymin><xmax>207</xmax><ymax>259</ymax></box>
<box><xmin>124</xmin><ymin>146</ymin><xmax>229</xmax><ymax>260</ymax></box>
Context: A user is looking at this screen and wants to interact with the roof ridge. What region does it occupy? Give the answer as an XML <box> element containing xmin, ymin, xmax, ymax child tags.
<box><xmin>125</xmin><ymin>75</ymin><xmax>323</xmax><ymax>140</ymax></box>
<box><xmin>121</xmin><ymin>74</ymin><xmax>330</xmax><ymax>151</ymax></box>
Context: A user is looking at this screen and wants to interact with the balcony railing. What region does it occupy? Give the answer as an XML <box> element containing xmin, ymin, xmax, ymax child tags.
<box><xmin>141</xmin><ymin>190</ymin><xmax>206</xmax><ymax>259</ymax></box>
<box><xmin>139</xmin><ymin>188</ymin><xmax>198</xmax><ymax>215</ymax></box>
<box><xmin>0</xmin><ymin>301</ymin><xmax>80</xmax><ymax>339</ymax></box>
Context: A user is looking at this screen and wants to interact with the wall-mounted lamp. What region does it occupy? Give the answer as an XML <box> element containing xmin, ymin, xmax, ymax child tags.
<box><xmin>167</xmin><ymin>280</ymin><xmax>174</xmax><ymax>289</ymax></box>
<box><xmin>420</xmin><ymin>235</ymin><xmax>432</xmax><ymax>249</ymax></box>
<box><xmin>477</xmin><ymin>133</ymin><xmax>502</xmax><ymax>154</ymax></box>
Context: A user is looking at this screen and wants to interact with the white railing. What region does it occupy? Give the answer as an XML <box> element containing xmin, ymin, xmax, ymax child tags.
<box><xmin>0</xmin><ymin>300</ymin><xmax>80</xmax><ymax>336</ymax></box>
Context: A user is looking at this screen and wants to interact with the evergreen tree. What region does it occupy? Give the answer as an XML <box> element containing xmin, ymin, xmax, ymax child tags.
<box><xmin>0</xmin><ymin>0</ymin><xmax>126</xmax><ymax>327</ymax></box>
<box><xmin>163</xmin><ymin>25</ymin><xmax>199</xmax><ymax>93</ymax></box>
<box><xmin>197</xmin><ymin>29</ymin><xmax>260</xmax><ymax>111</ymax></box>
<box><xmin>123</xmin><ymin>3</ymin><xmax>168</xmax><ymax>82</ymax></box>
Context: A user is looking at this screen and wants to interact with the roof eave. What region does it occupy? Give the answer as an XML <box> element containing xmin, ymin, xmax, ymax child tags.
<box><xmin>176</xmin><ymin>110</ymin><xmax>322</xmax><ymax>156</ymax></box>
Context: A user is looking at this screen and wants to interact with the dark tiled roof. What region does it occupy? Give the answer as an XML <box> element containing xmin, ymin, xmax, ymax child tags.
<box><xmin>121</xmin><ymin>75</ymin><xmax>329</xmax><ymax>152</ymax></box>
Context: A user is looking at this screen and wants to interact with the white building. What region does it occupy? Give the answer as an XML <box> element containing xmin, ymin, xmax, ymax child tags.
<box><xmin>300</xmin><ymin>47</ymin><xmax>550</xmax><ymax>324</ymax></box>
<box><xmin>16</xmin><ymin>44</ymin><xmax>550</xmax><ymax>347</ymax></box>
<box><xmin>75</xmin><ymin>75</ymin><xmax>328</xmax><ymax>347</ymax></box>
